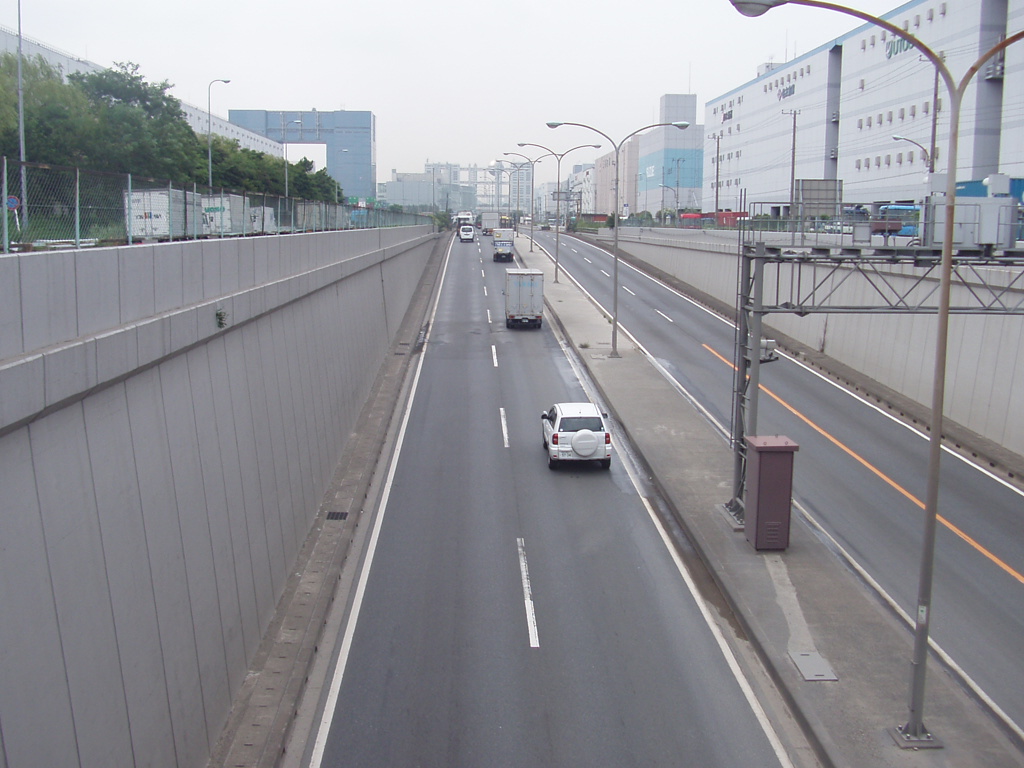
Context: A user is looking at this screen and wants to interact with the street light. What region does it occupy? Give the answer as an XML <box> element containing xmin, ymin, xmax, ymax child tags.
<box><xmin>892</xmin><ymin>135</ymin><xmax>932</xmax><ymax>173</ymax></box>
<box><xmin>503</xmin><ymin>151</ymin><xmax>545</xmax><ymax>251</ymax></box>
<box><xmin>488</xmin><ymin>165</ymin><xmax>514</xmax><ymax>216</ymax></box>
<box><xmin>728</xmin><ymin>0</ymin><xmax>1024</xmax><ymax>748</ymax></box>
<box><xmin>547</xmin><ymin>120</ymin><xmax>689</xmax><ymax>356</ymax></box>
<box><xmin>207</xmin><ymin>78</ymin><xmax>231</xmax><ymax>189</ymax></box>
<box><xmin>518</xmin><ymin>142</ymin><xmax>601</xmax><ymax>283</ymax></box>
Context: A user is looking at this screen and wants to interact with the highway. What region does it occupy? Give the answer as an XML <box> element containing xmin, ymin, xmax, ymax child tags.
<box><xmin>528</xmin><ymin>228</ymin><xmax>1024</xmax><ymax>740</ymax></box>
<box><xmin>308</xmin><ymin>235</ymin><xmax>797</xmax><ymax>767</ymax></box>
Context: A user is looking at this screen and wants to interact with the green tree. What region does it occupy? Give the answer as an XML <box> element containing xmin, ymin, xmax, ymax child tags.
<box><xmin>68</xmin><ymin>62</ymin><xmax>201</xmax><ymax>181</ymax></box>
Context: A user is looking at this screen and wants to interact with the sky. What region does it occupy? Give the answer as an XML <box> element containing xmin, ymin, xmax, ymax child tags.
<box><xmin>5</xmin><ymin>0</ymin><xmax>899</xmax><ymax>187</ymax></box>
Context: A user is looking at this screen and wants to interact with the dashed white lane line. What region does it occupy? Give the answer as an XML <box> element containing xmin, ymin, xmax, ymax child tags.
<box><xmin>517</xmin><ymin>538</ymin><xmax>540</xmax><ymax>648</ymax></box>
<box><xmin>623</xmin><ymin>286</ymin><xmax>636</xmax><ymax>296</ymax></box>
<box><xmin>656</xmin><ymin>309</ymin><xmax>674</xmax><ymax>323</ymax></box>
<box><xmin>600</xmin><ymin>269</ymin><xmax>610</xmax><ymax>277</ymax></box>
<box><xmin>499</xmin><ymin>407</ymin><xmax>509</xmax><ymax>447</ymax></box>
<box><xmin>491</xmin><ymin>344</ymin><xmax>498</xmax><ymax>367</ymax></box>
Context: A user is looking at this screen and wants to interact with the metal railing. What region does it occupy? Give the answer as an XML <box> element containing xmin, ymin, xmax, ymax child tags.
<box><xmin>2</xmin><ymin>157</ymin><xmax>426</xmax><ymax>252</ymax></box>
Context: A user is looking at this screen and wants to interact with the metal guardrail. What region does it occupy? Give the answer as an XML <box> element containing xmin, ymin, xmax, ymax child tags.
<box><xmin>2</xmin><ymin>157</ymin><xmax>426</xmax><ymax>252</ymax></box>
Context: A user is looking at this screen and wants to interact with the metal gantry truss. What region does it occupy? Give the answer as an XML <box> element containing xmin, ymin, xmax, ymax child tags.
<box><xmin>725</xmin><ymin>241</ymin><xmax>1024</xmax><ymax>520</ymax></box>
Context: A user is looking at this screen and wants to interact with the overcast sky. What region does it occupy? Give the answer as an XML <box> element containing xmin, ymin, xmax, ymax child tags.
<box><xmin>7</xmin><ymin>0</ymin><xmax>897</xmax><ymax>186</ymax></box>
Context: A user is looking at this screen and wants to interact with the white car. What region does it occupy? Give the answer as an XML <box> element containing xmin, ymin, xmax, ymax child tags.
<box><xmin>541</xmin><ymin>402</ymin><xmax>612</xmax><ymax>470</ymax></box>
<box><xmin>459</xmin><ymin>225</ymin><xmax>475</xmax><ymax>242</ymax></box>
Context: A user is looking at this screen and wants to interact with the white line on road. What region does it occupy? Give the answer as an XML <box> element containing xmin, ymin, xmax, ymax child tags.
<box><xmin>517</xmin><ymin>538</ymin><xmax>540</xmax><ymax>648</ymax></box>
<box><xmin>584</xmin><ymin>257</ymin><xmax>592</xmax><ymax>264</ymax></box>
<box><xmin>491</xmin><ymin>344</ymin><xmax>498</xmax><ymax>367</ymax></box>
<box><xmin>600</xmin><ymin>269</ymin><xmax>610</xmax><ymax>277</ymax></box>
<box><xmin>623</xmin><ymin>286</ymin><xmax>636</xmax><ymax>296</ymax></box>
<box><xmin>481</xmin><ymin>269</ymin><xmax>485</xmax><ymax>278</ymax></box>
<box><xmin>487</xmin><ymin>309</ymin><xmax>492</xmax><ymax>324</ymax></box>
<box><xmin>656</xmin><ymin>309</ymin><xmax>674</xmax><ymax>323</ymax></box>
<box><xmin>499</xmin><ymin>407</ymin><xmax>509</xmax><ymax>447</ymax></box>
<box><xmin>483</xmin><ymin>286</ymin><xmax>488</xmax><ymax>297</ymax></box>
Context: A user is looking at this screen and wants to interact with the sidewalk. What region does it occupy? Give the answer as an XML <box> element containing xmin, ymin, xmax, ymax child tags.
<box><xmin>513</xmin><ymin>232</ymin><xmax>1023</xmax><ymax>768</ymax></box>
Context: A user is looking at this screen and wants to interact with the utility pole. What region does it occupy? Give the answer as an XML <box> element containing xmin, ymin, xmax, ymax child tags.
<box><xmin>783</xmin><ymin>109</ymin><xmax>800</xmax><ymax>222</ymax></box>
<box><xmin>709</xmin><ymin>133</ymin><xmax>722</xmax><ymax>219</ymax></box>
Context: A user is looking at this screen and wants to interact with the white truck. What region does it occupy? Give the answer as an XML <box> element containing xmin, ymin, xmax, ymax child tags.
<box><xmin>492</xmin><ymin>228</ymin><xmax>515</xmax><ymax>262</ymax></box>
<box><xmin>504</xmin><ymin>268</ymin><xmax>543</xmax><ymax>329</ymax></box>
<box><xmin>481</xmin><ymin>212</ymin><xmax>500</xmax><ymax>235</ymax></box>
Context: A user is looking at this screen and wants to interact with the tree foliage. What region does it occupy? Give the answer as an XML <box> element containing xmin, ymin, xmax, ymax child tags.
<box><xmin>0</xmin><ymin>54</ymin><xmax>340</xmax><ymax>201</ymax></box>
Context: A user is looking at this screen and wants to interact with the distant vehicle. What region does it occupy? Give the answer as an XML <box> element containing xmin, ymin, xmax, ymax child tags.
<box><xmin>459</xmin><ymin>225</ymin><xmax>475</xmax><ymax>242</ymax></box>
<box><xmin>877</xmin><ymin>204</ymin><xmax>920</xmax><ymax>237</ymax></box>
<box><xmin>492</xmin><ymin>228</ymin><xmax>515</xmax><ymax>261</ymax></box>
<box><xmin>481</xmin><ymin>212</ymin><xmax>500</xmax><ymax>235</ymax></box>
<box><xmin>454</xmin><ymin>211</ymin><xmax>474</xmax><ymax>228</ymax></box>
<box><xmin>539</xmin><ymin>221</ymin><xmax>551</xmax><ymax>231</ymax></box>
<box><xmin>541</xmin><ymin>402</ymin><xmax>612</xmax><ymax>470</ymax></box>
<box><xmin>504</xmin><ymin>268</ymin><xmax>543</xmax><ymax>329</ymax></box>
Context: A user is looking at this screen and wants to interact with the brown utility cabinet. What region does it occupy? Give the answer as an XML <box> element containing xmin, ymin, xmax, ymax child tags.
<box><xmin>745</xmin><ymin>436</ymin><xmax>799</xmax><ymax>551</ymax></box>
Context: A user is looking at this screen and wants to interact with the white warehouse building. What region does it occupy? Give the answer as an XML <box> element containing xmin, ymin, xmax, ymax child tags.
<box><xmin>705</xmin><ymin>0</ymin><xmax>1024</xmax><ymax>215</ymax></box>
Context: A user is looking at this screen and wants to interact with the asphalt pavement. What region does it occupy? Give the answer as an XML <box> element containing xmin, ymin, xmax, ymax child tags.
<box><xmin>512</xmin><ymin>230</ymin><xmax>1024</xmax><ymax>768</ymax></box>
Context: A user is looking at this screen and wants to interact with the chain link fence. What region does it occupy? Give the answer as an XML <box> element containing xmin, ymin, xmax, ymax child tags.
<box><xmin>3</xmin><ymin>157</ymin><xmax>426</xmax><ymax>252</ymax></box>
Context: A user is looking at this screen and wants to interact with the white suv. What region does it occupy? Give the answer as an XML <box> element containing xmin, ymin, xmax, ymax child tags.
<box><xmin>541</xmin><ymin>402</ymin><xmax>612</xmax><ymax>470</ymax></box>
<box><xmin>459</xmin><ymin>225</ymin><xmax>475</xmax><ymax>242</ymax></box>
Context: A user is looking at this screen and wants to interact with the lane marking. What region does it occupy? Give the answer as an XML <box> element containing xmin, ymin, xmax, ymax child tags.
<box><xmin>600</xmin><ymin>269</ymin><xmax>610</xmax><ymax>277</ymax></box>
<box><xmin>703</xmin><ymin>343</ymin><xmax>1024</xmax><ymax>587</ymax></box>
<box><xmin>491</xmin><ymin>344</ymin><xmax>498</xmax><ymax>368</ymax></box>
<box><xmin>615</xmin><ymin>441</ymin><xmax>795</xmax><ymax>768</ymax></box>
<box><xmin>499</xmin><ymin>407</ymin><xmax>509</xmax><ymax>448</ymax></box>
<box><xmin>584</xmin><ymin>257</ymin><xmax>592</xmax><ymax>264</ymax></box>
<box><xmin>516</xmin><ymin>538</ymin><xmax>541</xmax><ymax>648</ymax></box>
<box><xmin>486</xmin><ymin>309</ymin><xmax>492</xmax><ymax>324</ymax></box>
<box><xmin>308</xmin><ymin>230</ymin><xmax>456</xmax><ymax>767</ymax></box>
<box><xmin>655</xmin><ymin>309</ymin><xmax>674</xmax><ymax>323</ymax></box>
<box><xmin>481</xmin><ymin>269</ymin><xmax>485</xmax><ymax>278</ymax></box>
<box><xmin>623</xmin><ymin>286</ymin><xmax>636</xmax><ymax>296</ymax></box>
<box><xmin>483</xmin><ymin>286</ymin><xmax>488</xmax><ymax>297</ymax></box>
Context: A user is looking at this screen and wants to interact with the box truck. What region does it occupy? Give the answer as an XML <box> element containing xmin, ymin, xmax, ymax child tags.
<box><xmin>492</xmin><ymin>228</ymin><xmax>515</xmax><ymax>261</ymax></box>
<box><xmin>504</xmin><ymin>268</ymin><xmax>543</xmax><ymax>329</ymax></box>
<box><xmin>481</xmin><ymin>212</ymin><xmax>500</xmax><ymax>235</ymax></box>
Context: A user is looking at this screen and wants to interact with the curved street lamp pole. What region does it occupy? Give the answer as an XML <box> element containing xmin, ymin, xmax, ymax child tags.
<box><xmin>659</xmin><ymin>184</ymin><xmax>679</xmax><ymax>224</ymax></box>
<box><xmin>283</xmin><ymin>118</ymin><xmax>301</xmax><ymax>198</ymax></box>
<box><xmin>546</xmin><ymin>121</ymin><xmax>689</xmax><ymax>356</ymax></box>
<box><xmin>518</xmin><ymin>142</ymin><xmax>601</xmax><ymax>284</ymax></box>
<box><xmin>892</xmin><ymin>134</ymin><xmax>932</xmax><ymax>173</ymax></box>
<box><xmin>503</xmin><ymin>151</ymin><xmax>544</xmax><ymax>251</ymax></box>
<box><xmin>207</xmin><ymin>78</ymin><xmax>231</xmax><ymax>189</ymax></box>
<box><xmin>729</xmin><ymin>0</ymin><xmax>1024</xmax><ymax>748</ymax></box>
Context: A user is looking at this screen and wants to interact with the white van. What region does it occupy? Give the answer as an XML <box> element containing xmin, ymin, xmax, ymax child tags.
<box><xmin>459</xmin><ymin>225</ymin><xmax>475</xmax><ymax>242</ymax></box>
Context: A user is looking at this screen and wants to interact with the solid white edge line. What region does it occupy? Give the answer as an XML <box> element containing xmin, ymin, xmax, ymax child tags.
<box><xmin>517</xmin><ymin>537</ymin><xmax>541</xmax><ymax>648</ymax></box>
<box><xmin>307</xmin><ymin>234</ymin><xmax>454</xmax><ymax>768</ymax></box>
<box><xmin>491</xmin><ymin>344</ymin><xmax>498</xmax><ymax>368</ymax></box>
<box><xmin>499</xmin><ymin>407</ymin><xmax>509</xmax><ymax>448</ymax></box>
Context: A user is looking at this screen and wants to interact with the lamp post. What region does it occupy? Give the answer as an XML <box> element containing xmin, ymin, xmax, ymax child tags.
<box><xmin>489</xmin><ymin>165</ymin><xmax>514</xmax><ymax>216</ymax></box>
<box><xmin>728</xmin><ymin>0</ymin><xmax>1024</xmax><ymax>748</ymax></box>
<box><xmin>547</xmin><ymin>121</ymin><xmax>689</xmax><ymax>356</ymax></box>
<box><xmin>518</xmin><ymin>142</ymin><xmax>601</xmax><ymax>283</ymax></box>
<box><xmin>892</xmin><ymin>134</ymin><xmax>932</xmax><ymax>173</ymax></box>
<box><xmin>207</xmin><ymin>78</ymin><xmax>231</xmax><ymax>189</ymax></box>
<box><xmin>504</xmin><ymin>151</ymin><xmax>545</xmax><ymax>251</ymax></box>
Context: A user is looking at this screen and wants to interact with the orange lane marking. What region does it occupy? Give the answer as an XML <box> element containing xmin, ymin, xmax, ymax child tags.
<box><xmin>702</xmin><ymin>343</ymin><xmax>1024</xmax><ymax>586</ymax></box>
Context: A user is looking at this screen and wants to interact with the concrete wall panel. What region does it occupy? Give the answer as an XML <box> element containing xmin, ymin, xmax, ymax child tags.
<box><xmin>32</xmin><ymin>404</ymin><xmax>135</xmax><ymax>767</ymax></box>
<box><xmin>83</xmin><ymin>385</ymin><xmax>178</xmax><ymax>765</ymax></box>
<box><xmin>0</xmin><ymin>428</ymin><xmax>79</xmax><ymax>768</ymax></box>
<box><xmin>0</xmin><ymin>226</ymin><xmax>437</xmax><ymax>768</ymax></box>
<box><xmin>0</xmin><ymin>255</ymin><xmax>23</xmax><ymax>357</ymax></box>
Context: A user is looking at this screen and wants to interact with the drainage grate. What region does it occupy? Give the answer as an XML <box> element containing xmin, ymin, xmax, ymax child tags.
<box><xmin>326</xmin><ymin>511</ymin><xmax>348</xmax><ymax>521</ymax></box>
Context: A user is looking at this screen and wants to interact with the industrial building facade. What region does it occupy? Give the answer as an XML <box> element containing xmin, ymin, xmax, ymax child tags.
<box><xmin>705</xmin><ymin>0</ymin><xmax>1024</xmax><ymax>214</ymax></box>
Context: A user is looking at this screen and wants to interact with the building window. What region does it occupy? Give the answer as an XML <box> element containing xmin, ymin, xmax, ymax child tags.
<box><xmin>859</xmin><ymin>79</ymin><xmax>865</xmax><ymax>90</ymax></box>
<box><xmin>908</xmin><ymin>150</ymin><xmax>915</xmax><ymax>164</ymax></box>
<box><xmin>856</xmin><ymin>159</ymin><xmax>862</xmax><ymax>170</ymax></box>
<box><xmin>899</xmin><ymin>108</ymin><xmax>905</xmax><ymax>120</ymax></box>
<box><xmin>867</xmin><ymin>116</ymin><xmax>873</xmax><ymax>127</ymax></box>
<box><xmin>878</xmin><ymin>113</ymin><xmax>883</xmax><ymax>124</ymax></box>
<box><xmin>885</xmin><ymin>155</ymin><xmax>891</xmax><ymax>166</ymax></box>
<box><xmin>910</xmin><ymin>104</ymin><xmax>916</xmax><ymax>117</ymax></box>
<box><xmin>806</xmin><ymin>65</ymin><xmax>811</xmax><ymax>74</ymax></box>
<box><xmin>862</xmin><ymin>39</ymin><xmax>867</xmax><ymax>50</ymax></box>
<box><xmin>896</xmin><ymin>153</ymin><xmax>903</xmax><ymax>164</ymax></box>
<box><xmin>887</xmin><ymin>111</ymin><xmax>893</xmax><ymax>123</ymax></box>
<box><xmin>875</xmin><ymin>156</ymin><xmax>881</xmax><ymax>167</ymax></box>
<box><xmin>923</xmin><ymin>101</ymin><xmax>930</xmax><ymax>115</ymax></box>
<box><xmin>858</xmin><ymin>118</ymin><xmax>864</xmax><ymax>129</ymax></box>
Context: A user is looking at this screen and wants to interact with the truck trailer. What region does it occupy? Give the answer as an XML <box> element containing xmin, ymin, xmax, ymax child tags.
<box><xmin>504</xmin><ymin>268</ymin><xmax>543</xmax><ymax>329</ymax></box>
<box><xmin>481</xmin><ymin>212</ymin><xmax>500</xmax><ymax>235</ymax></box>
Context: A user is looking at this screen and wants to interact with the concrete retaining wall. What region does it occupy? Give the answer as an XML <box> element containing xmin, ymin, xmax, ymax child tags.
<box><xmin>0</xmin><ymin>226</ymin><xmax>437</xmax><ymax>768</ymax></box>
<box><xmin>595</xmin><ymin>228</ymin><xmax>1024</xmax><ymax>459</ymax></box>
